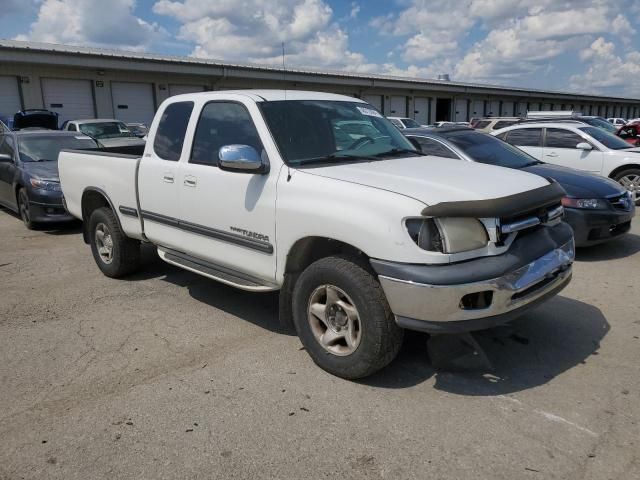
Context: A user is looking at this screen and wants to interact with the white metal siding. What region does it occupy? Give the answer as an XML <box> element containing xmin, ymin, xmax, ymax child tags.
<box><xmin>389</xmin><ymin>96</ymin><xmax>407</xmax><ymax>116</ymax></box>
<box><xmin>413</xmin><ymin>97</ymin><xmax>429</xmax><ymax>125</ymax></box>
<box><xmin>454</xmin><ymin>99</ymin><xmax>468</xmax><ymax>122</ymax></box>
<box><xmin>42</xmin><ymin>78</ymin><xmax>95</xmax><ymax>125</ymax></box>
<box><xmin>362</xmin><ymin>94</ymin><xmax>382</xmax><ymax>111</ymax></box>
<box><xmin>0</xmin><ymin>76</ymin><xmax>21</xmax><ymax>118</ymax></box>
<box><xmin>111</xmin><ymin>82</ymin><xmax>155</xmax><ymax>125</ymax></box>
<box><xmin>168</xmin><ymin>84</ymin><xmax>205</xmax><ymax>97</ymax></box>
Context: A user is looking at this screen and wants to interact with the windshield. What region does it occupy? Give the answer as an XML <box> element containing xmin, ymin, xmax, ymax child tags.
<box><xmin>259</xmin><ymin>100</ymin><xmax>418</xmax><ymax>166</ymax></box>
<box><xmin>584</xmin><ymin>117</ymin><xmax>618</xmax><ymax>134</ymax></box>
<box><xmin>579</xmin><ymin>126</ymin><xmax>632</xmax><ymax>150</ymax></box>
<box><xmin>401</xmin><ymin>118</ymin><xmax>421</xmax><ymax>128</ymax></box>
<box><xmin>18</xmin><ymin>135</ymin><xmax>98</xmax><ymax>162</ymax></box>
<box><xmin>444</xmin><ymin>131</ymin><xmax>540</xmax><ymax>168</ymax></box>
<box><xmin>79</xmin><ymin>122</ymin><xmax>134</xmax><ymax>139</ymax></box>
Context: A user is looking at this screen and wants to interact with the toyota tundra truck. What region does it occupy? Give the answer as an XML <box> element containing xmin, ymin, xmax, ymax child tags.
<box><xmin>59</xmin><ymin>90</ymin><xmax>574</xmax><ymax>379</ymax></box>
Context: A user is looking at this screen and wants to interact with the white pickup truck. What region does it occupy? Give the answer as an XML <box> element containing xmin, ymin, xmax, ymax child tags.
<box><xmin>59</xmin><ymin>90</ymin><xmax>574</xmax><ymax>379</ymax></box>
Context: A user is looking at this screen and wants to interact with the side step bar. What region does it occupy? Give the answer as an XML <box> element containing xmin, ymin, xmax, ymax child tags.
<box><xmin>157</xmin><ymin>247</ymin><xmax>279</xmax><ymax>292</ymax></box>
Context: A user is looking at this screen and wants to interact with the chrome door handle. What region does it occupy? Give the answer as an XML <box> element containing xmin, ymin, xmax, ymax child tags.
<box><xmin>184</xmin><ymin>176</ymin><xmax>197</xmax><ymax>187</ymax></box>
<box><xmin>163</xmin><ymin>173</ymin><xmax>174</xmax><ymax>183</ymax></box>
<box><xmin>545</xmin><ymin>153</ymin><xmax>558</xmax><ymax>158</ymax></box>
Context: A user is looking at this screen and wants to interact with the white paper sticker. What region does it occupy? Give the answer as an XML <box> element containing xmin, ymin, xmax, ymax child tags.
<box><xmin>357</xmin><ymin>106</ymin><xmax>383</xmax><ymax>118</ymax></box>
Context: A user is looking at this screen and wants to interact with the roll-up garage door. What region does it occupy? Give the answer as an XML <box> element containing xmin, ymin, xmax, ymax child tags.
<box><xmin>487</xmin><ymin>101</ymin><xmax>500</xmax><ymax>116</ymax></box>
<box><xmin>389</xmin><ymin>96</ymin><xmax>407</xmax><ymax>116</ymax></box>
<box><xmin>42</xmin><ymin>78</ymin><xmax>95</xmax><ymax>125</ymax></box>
<box><xmin>413</xmin><ymin>97</ymin><xmax>429</xmax><ymax>125</ymax></box>
<box><xmin>111</xmin><ymin>82</ymin><xmax>155</xmax><ymax>125</ymax></box>
<box><xmin>169</xmin><ymin>84</ymin><xmax>205</xmax><ymax>97</ymax></box>
<box><xmin>470</xmin><ymin>100</ymin><xmax>484</xmax><ymax>118</ymax></box>
<box><xmin>0</xmin><ymin>76</ymin><xmax>21</xmax><ymax>118</ymax></box>
<box><xmin>362</xmin><ymin>94</ymin><xmax>382</xmax><ymax>112</ymax></box>
<box><xmin>501</xmin><ymin>102</ymin><xmax>514</xmax><ymax>116</ymax></box>
<box><xmin>454</xmin><ymin>99</ymin><xmax>468</xmax><ymax>122</ymax></box>
<box><xmin>515</xmin><ymin>102</ymin><xmax>528</xmax><ymax>117</ymax></box>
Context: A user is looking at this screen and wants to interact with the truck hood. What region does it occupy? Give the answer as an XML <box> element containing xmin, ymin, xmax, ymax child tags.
<box><xmin>299</xmin><ymin>155</ymin><xmax>549</xmax><ymax>207</ymax></box>
<box><xmin>21</xmin><ymin>161</ymin><xmax>59</xmax><ymax>181</ymax></box>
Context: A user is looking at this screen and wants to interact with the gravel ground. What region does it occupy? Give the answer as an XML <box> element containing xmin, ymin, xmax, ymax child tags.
<box><xmin>0</xmin><ymin>208</ymin><xmax>638</xmax><ymax>480</ymax></box>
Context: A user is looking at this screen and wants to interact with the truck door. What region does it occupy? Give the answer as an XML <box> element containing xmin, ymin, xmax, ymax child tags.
<box><xmin>177</xmin><ymin>100</ymin><xmax>278</xmax><ymax>284</ymax></box>
<box><xmin>137</xmin><ymin>101</ymin><xmax>194</xmax><ymax>249</ymax></box>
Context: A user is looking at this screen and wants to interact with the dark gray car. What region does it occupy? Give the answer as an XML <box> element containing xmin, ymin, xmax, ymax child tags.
<box><xmin>0</xmin><ymin>130</ymin><xmax>98</xmax><ymax>229</ymax></box>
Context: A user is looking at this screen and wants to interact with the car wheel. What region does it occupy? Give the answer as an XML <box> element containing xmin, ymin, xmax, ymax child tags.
<box><xmin>292</xmin><ymin>255</ymin><xmax>403</xmax><ymax>379</ymax></box>
<box><xmin>17</xmin><ymin>188</ymin><xmax>36</xmax><ymax>230</ymax></box>
<box><xmin>613</xmin><ymin>168</ymin><xmax>640</xmax><ymax>205</ymax></box>
<box><xmin>88</xmin><ymin>207</ymin><xmax>141</xmax><ymax>278</ymax></box>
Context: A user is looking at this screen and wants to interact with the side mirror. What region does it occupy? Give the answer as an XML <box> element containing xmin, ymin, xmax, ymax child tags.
<box><xmin>218</xmin><ymin>145</ymin><xmax>268</xmax><ymax>174</ymax></box>
<box><xmin>0</xmin><ymin>153</ymin><xmax>13</xmax><ymax>163</ymax></box>
<box><xmin>576</xmin><ymin>142</ymin><xmax>592</xmax><ymax>151</ymax></box>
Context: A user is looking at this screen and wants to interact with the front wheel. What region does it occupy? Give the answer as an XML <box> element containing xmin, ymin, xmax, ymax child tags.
<box><xmin>292</xmin><ymin>256</ymin><xmax>403</xmax><ymax>379</ymax></box>
<box><xmin>88</xmin><ymin>207</ymin><xmax>141</xmax><ymax>278</ymax></box>
<box><xmin>17</xmin><ymin>188</ymin><xmax>36</xmax><ymax>230</ymax></box>
<box><xmin>613</xmin><ymin>168</ymin><xmax>640</xmax><ymax>205</ymax></box>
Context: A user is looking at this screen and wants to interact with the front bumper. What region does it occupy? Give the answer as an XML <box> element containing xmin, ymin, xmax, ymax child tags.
<box><xmin>27</xmin><ymin>189</ymin><xmax>74</xmax><ymax>223</ymax></box>
<box><xmin>563</xmin><ymin>207</ymin><xmax>634</xmax><ymax>247</ymax></box>
<box><xmin>373</xmin><ymin>237</ymin><xmax>574</xmax><ymax>334</ymax></box>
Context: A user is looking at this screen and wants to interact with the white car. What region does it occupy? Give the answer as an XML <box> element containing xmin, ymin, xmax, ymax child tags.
<box><xmin>493</xmin><ymin>122</ymin><xmax>640</xmax><ymax>200</ymax></box>
<box><xmin>387</xmin><ymin>117</ymin><xmax>424</xmax><ymax>129</ymax></box>
<box><xmin>59</xmin><ymin>90</ymin><xmax>574</xmax><ymax>379</ymax></box>
<box><xmin>607</xmin><ymin>118</ymin><xmax>627</xmax><ymax>127</ymax></box>
<box><xmin>62</xmin><ymin>119</ymin><xmax>146</xmax><ymax>150</ymax></box>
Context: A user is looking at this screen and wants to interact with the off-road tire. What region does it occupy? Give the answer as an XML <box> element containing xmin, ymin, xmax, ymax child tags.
<box><xmin>292</xmin><ymin>255</ymin><xmax>403</xmax><ymax>379</ymax></box>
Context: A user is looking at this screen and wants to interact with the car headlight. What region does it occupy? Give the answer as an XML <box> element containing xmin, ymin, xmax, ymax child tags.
<box><xmin>561</xmin><ymin>197</ymin><xmax>606</xmax><ymax>209</ymax></box>
<box><xmin>405</xmin><ymin>217</ymin><xmax>488</xmax><ymax>254</ymax></box>
<box><xmin>30</xmin><ymin>178</ymin><xmax>61</xmax><ymax>192</ymax></box>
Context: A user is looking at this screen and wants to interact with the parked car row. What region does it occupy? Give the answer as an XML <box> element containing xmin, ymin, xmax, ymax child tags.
<box><xmin>0</xmin><ymin>109</ymin><xmax>147</xmax><ymax>229</ymax></box>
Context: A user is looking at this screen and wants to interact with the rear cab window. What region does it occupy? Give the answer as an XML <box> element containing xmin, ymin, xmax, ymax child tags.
<box><xmin>153</xmin><ymin>101</ymin><xmax>195</xmax><ymax>161</ymax></box>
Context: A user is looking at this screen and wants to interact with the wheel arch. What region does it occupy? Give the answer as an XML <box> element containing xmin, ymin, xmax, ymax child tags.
<box><xmin>284</xmin><ymin>236</ymin><xmax>372</xmax><ymax>275</ymax></box>
<box><xmin>609</xmin><ymin>164</ymin><xmax>640</xmax><ymax>180</ymax></box>
<box><xmin>80</xmin><ymin>187</ymin><xmax>122</xmax><ymax>244</ymax></box>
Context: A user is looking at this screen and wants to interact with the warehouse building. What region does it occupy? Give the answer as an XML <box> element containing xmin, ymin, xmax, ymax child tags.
<box><xmin>1</xmin><ymin>40</ymin><xmax>639</xmax><ymax>127</ymax></box>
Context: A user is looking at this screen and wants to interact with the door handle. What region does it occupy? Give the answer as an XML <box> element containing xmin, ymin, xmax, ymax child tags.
<box><xmin>545</xmin><ymin>152</ymin><xmax>558</xmax><ymax>158</ymax></box>
<box><xmin>163</xmin><ymin>173</ymin><xmax>174</xmax><ymax>183</ymax></box>
<box><xmin>184</xmin><ymin>175</ymin><xmax>197</xmax><ymax>187</ymax></box>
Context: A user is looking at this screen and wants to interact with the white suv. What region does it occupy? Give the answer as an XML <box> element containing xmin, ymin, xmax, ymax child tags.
<box><xmin>493</xmin><ymin>122</ymin><xmax>640</xmax><ymax>201</ymax></box>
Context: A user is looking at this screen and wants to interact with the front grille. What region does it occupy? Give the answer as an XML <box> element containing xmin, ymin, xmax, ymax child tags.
<box><xmin>498</xmin><ymin>202</ymin><xmax>563</xmax><ymax>242</ymax></box>
<box><xmin>608</xmin><ymin>193</ymin><xmax>633</xmax><ymax>211</ymax></box>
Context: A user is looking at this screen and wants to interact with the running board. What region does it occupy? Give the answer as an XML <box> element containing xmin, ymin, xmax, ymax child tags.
<box><xmin>157</xmin><ymin>247</ymin><xmax>278</xmax><ymax>292</ymax></box>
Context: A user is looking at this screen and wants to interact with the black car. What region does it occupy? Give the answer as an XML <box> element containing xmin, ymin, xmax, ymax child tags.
<box><xmin>404</xmin><ymin>127</ymin><xmax>635</xmax><ymax>247</ymax></box>
<box><xmin>0</xmin><ymin>130</ymin><xmax>98</xmax><ymax>229</ymax></box>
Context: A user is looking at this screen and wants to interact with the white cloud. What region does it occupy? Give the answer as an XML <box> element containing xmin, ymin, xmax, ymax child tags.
<box><xmin>15</xmin><ymin>0</ymin><xmax>166</xmax><ymax>51</ymax></box>
<box><xmin>571</xmin><ymin>37</ymin><xmax>640</xmax><ymax>96</ymax></box>
<box><xmin>349</xmin><ymin>2</ymin><xmax>360</xmax><ymax>19</ymax></box>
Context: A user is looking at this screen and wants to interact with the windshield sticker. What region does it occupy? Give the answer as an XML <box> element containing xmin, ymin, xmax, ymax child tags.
<box><xmin>357</xmin><ymin>106</ymin><xmax>383</xmax><ymax>118</ymax></box>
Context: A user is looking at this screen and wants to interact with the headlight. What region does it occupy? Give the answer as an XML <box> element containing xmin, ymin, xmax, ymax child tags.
<box><xmin>30</xmin><ymin>179</ymin><xmax>61</xmax><ymax>192</ymax></box>
<box><xmin>405</xmin><ymin>217</ymin><xmax>488</xmax><ymax>254</ymax></box>
<box><xmin>561</xmin><ymin>197</ymin><xmax>606</xmax><ymax>209</ymax></box>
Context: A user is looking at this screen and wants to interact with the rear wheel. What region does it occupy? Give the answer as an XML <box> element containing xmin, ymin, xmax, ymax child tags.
<box><xmin>88</xmin><ymin>207</ymin><xmax>140</xmax><ymax>278</ymax></box>
<box><xmin>17</xmin><ymin>188</ymin><xmax>35</xmax><ymax>230</ymax></box>
<box><xmin>613</xmin><ymin>168</ymin><xmax>640</xmax><ymax>205</ymax></box>
<box><xmin>292</xmin><ymin>256</ymin><xmax>403</xmax><ymax>379</ymax></box>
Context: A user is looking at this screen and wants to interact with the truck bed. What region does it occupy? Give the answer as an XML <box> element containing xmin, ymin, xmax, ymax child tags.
<box><xmin>58</xmin><ymin>149</ymin><xmax>144</xmax><ymax>240</ymax></box>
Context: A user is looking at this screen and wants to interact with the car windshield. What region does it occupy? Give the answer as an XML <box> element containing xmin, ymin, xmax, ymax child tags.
<box><xmin>584</xmin><ymin>117</ymin><xmax>618</xmax><ymax>134</ymax></box>
<box><xmin>401</xmin><ymin>118</ymin><xmax>421</xmax><ymax>128</ymax></box>
<box><xmin>579</xmin><ymin>126</ymin><xmax>632</xmax><ymax>150</ymax></box>
<box><xmin>259</xmin><ymin>100</ymin><xmax>419</xmax><ymax>166</ymax></box>
<box><xmin>18</xmin><ymin>135</ymin><xmax>98</xmax><ymax>162</ymax></box>
<box><xmin>128</xmin><ymin>125</ymin><xmax>148</xmax><ymax>136</ymax></box>
<box><xmin>444</xmin><ymin>131</ymin><xmax>541</xmax><ymax>168</ymax></box>
<box><xmin>79</xmin><ymin>122</ymin><xmax>134</xmax><ymax>139</ymax></box>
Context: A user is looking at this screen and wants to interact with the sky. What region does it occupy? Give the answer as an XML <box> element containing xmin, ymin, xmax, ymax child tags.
<box><xmin>1</xmin><ymin>0</ymin><xmax>640</xmax><ymax>98</ymax></box>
